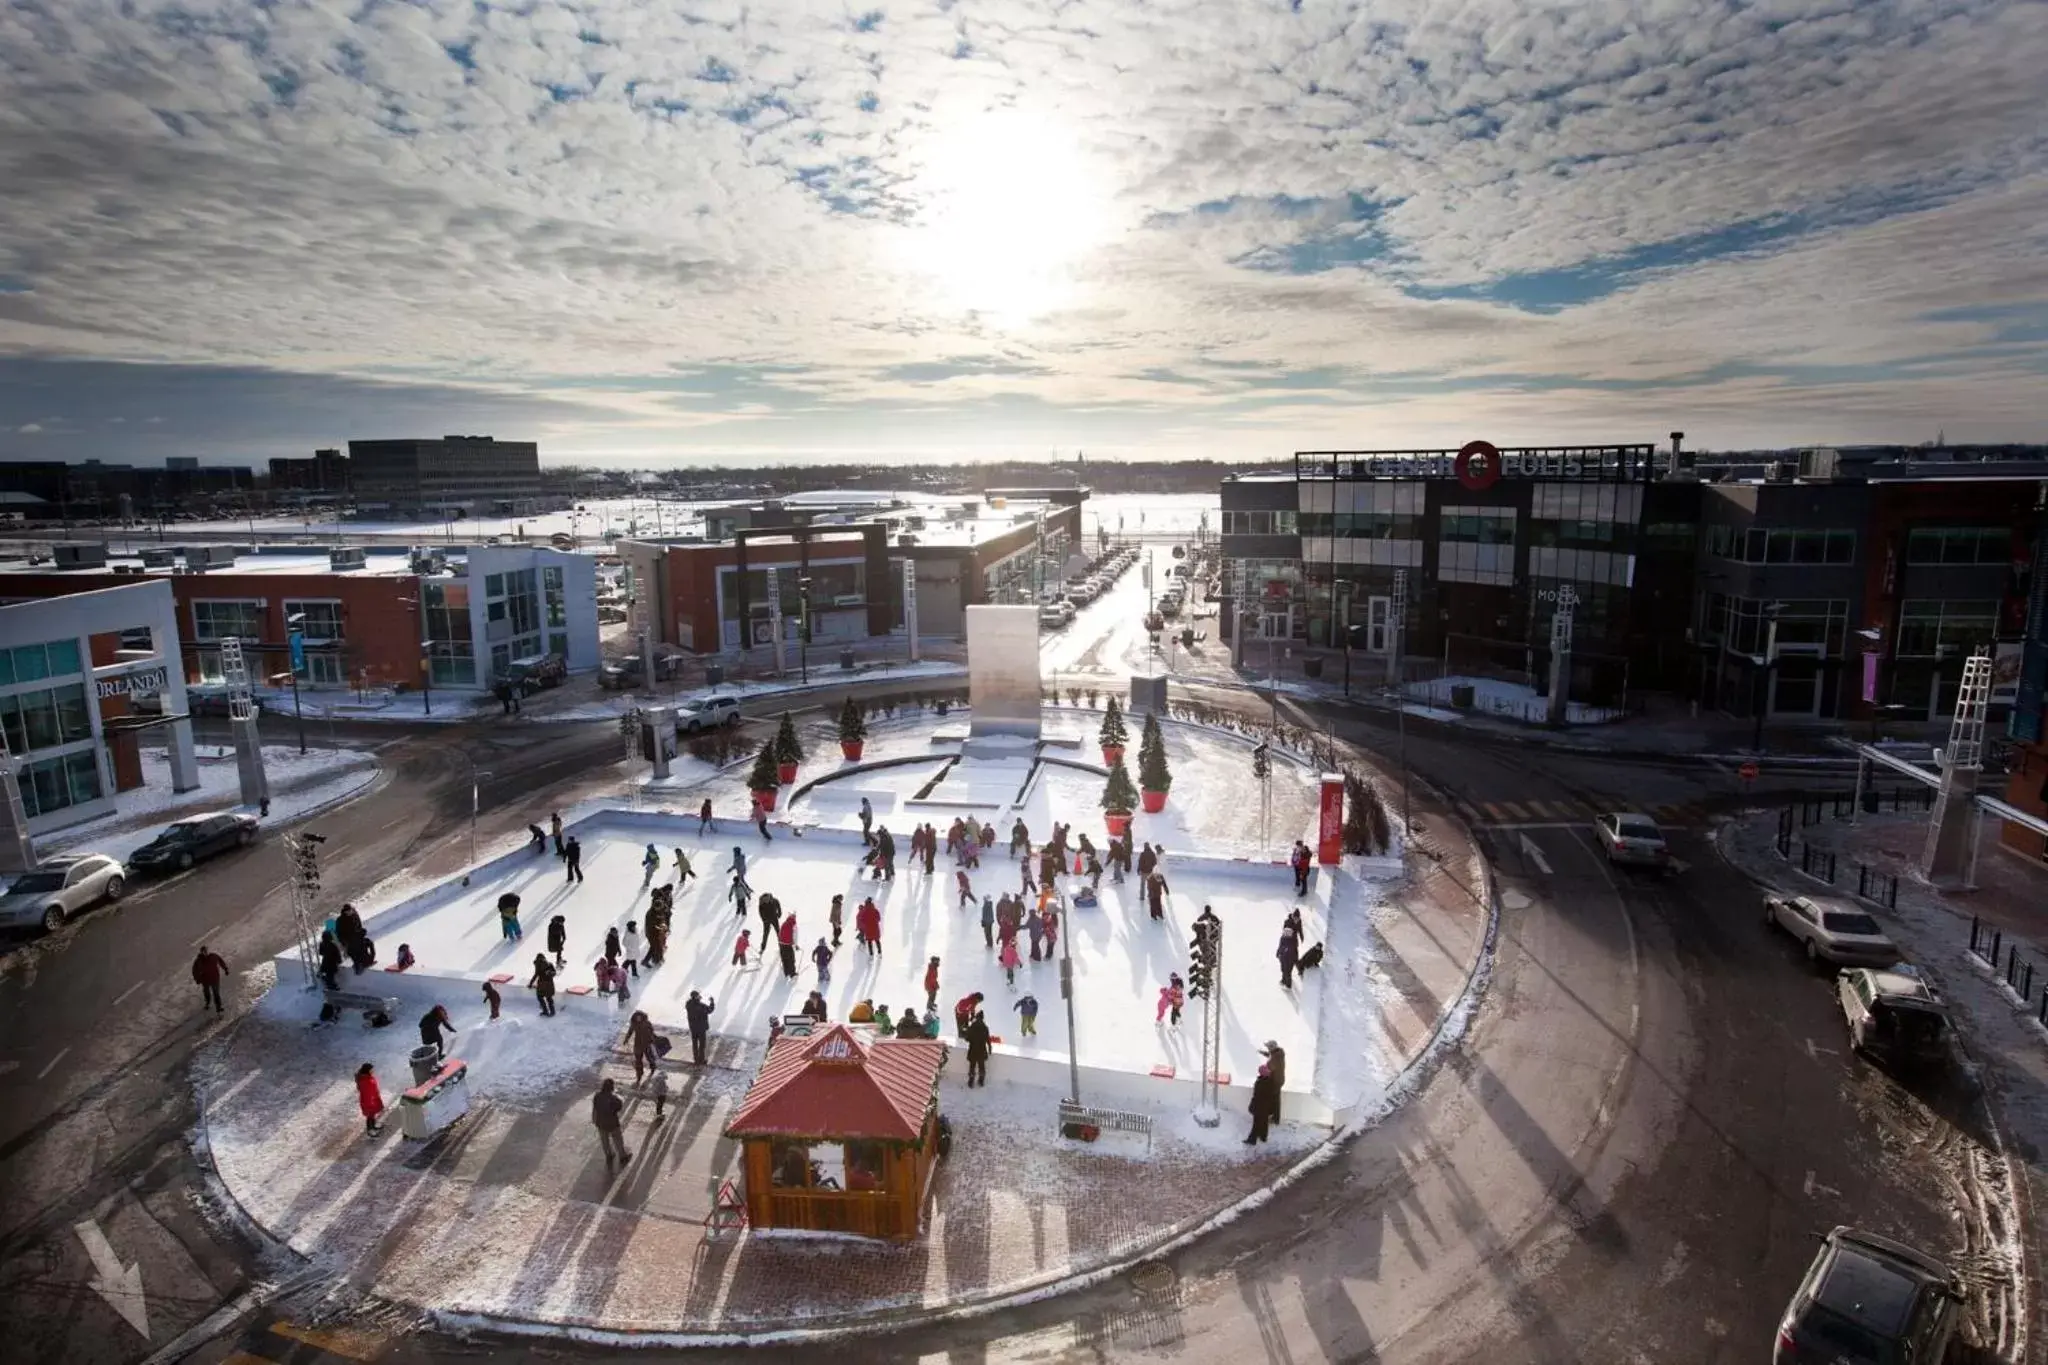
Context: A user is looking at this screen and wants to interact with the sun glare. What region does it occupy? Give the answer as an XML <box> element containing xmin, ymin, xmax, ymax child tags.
<box><xmin>899</xmin><ymin>111</ymin><xmax>1111</xmax><ymax>327</ymax></box>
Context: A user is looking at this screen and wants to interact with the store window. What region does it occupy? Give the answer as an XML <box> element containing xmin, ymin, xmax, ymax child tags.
<box><xmin>192</xmin><ymin>600</ymin><xmax>263</xmax><ymax>641</ymax></box>
<box><xmin>1221</xmin><ymin>510</ymin><xmax>1299</xmax><ymax>536</ymax></box>
<box><xmin>0</xmin><ymin>683</ymin><xmax>94</xmax><ymax>754</ymax></box>
<box><xmin>14</xmin><ymin>751</ymin><xmax>102</xmax><ymax>819</ymax></box>
<box><xmin>0</xmin><ymin>639</ymin><xmax>84</xmax><ymax>685</ymax></box>
<box><xmin>1896</xmin><ymin>601</ymin><xmax>1998</xmax><ymax>658</ymax></box>
<box><xmin>1728</xmin><ymin>529</ymin><xmax>1856</xmax><ymax>565</ymax></box>
<box><xmin>423</xmin><ymin>581</ymin><xmax>476</xmax><ymax>685</ymax></box>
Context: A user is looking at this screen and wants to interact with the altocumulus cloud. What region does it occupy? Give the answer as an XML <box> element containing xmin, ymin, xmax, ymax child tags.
<box><xmin>0</xmin><ymin>0</ymin><xmax>2044</xmax><ymax>463</ymax></box>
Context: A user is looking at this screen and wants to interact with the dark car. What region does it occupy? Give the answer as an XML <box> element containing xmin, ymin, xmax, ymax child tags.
<box><xmin>1775</xmin><ymin>1226</ymin><xmax>1961</xmax><ymax>1364</ymax></box>
<box><xmin>1839</xmin><ymin>968</ymin><xmax>1951</xmax><ymax>1067</ymax></box>
<box><xmin>599</xmin><ymin>652</ymin><xmax>685</xmax><ymax>690</ymax></box>
<box><xmin>126</xmin><ymin>812</ymin><xmax>261</xmax><ymax>874</ymax></box>
<box><xmin>497</xmin><ymin>653</ymin><xmax>567</xmax><ymax>695</ymax></box>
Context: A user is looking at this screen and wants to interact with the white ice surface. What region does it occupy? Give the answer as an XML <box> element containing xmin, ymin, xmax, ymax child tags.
<box><xmin>1404</xmin><ymin>674</ymin><xmax>1614</xmax><ymax>725</ymax></box>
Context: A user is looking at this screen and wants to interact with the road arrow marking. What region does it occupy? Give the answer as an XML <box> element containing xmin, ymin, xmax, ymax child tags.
<box><xmin>74</xmin><ymin>1218</ymin><xmax>149</xmax><ymax>1340</ymax></box>
<box><xmin>1518</xmin><ymin>833</ymin><xmax>1553</xmax><ymax>875</ymax></box>
<box><xmin>1803</xmin><ymin>1170</ymin><xmax>1841</xmax><ymax>1200</ymax></box>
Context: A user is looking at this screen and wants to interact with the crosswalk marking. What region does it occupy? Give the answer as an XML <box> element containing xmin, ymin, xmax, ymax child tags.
<box><xmin>1463</xmin><ymin>799</ymin><xmax>1707</xmax><ymax>829</ymax></box>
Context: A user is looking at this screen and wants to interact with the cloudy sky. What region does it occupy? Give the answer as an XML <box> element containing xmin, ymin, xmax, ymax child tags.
<box><xmin>2</xmin><ymin>0</ymin><xmax>2045</xmax><ymax>467</ymax></box>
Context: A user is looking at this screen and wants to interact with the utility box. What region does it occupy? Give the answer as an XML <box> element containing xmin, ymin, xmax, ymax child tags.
<box><xmin>400</xmin><ymin>1058</ymin><xmax>470</xmax><ymax>1139</ymax></box>
<box><xmin>1128</xmin><ymin>674</ymin><xmax>1167</xmax><ymax>714</ymax></box>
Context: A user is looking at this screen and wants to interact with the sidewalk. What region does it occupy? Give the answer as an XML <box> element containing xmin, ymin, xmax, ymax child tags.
<box><xmin>1719</xmin><ymin>811</ymin><xmax>2043</xmax><ymax>1358</ymax></box>
<box><xmin>196</xmin><ymin>722</ymin><xmax>1493</xmax><ymax>1342</ymax></box>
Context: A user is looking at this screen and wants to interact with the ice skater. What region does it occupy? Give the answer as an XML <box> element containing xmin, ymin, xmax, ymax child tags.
<box><xmin>641</xmin><ymin>844</ymin><xmax>661</xmax><ymax>887</ymax></box>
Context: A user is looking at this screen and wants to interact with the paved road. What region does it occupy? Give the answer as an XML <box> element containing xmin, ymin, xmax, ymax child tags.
<box><xmin>0</xmin><ymin>676</ymin><xmax>2016</xmax><ymax>1365</ymax></box>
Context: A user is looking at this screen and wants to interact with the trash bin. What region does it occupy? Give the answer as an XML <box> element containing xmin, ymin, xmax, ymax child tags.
<box><xmin>704</xmin><ymin>663</ymin><xmax>724</xmax><ymax>687</ymax></box>
<box><xmin>1302</xmin><ymin>657</ymin><xmax>1324</xmax><ymax>679</ymax></box>
<box><xmin>840</xmin><ymin>649</ymin><xmax>856</xmax><ymax>670</ymax></box>
<box><xmin>1450</xmin><ymin>683</ymin><xmax>1476</xmax><ymax>709</ymax></box>
<box><xmin>400</xmin><ymin>1058</ymin><xmax>470</xmax><ymax>1139</ymax></box>
<box><xmin>410</xmin><ymin>1044</ymin><xmax>442</xmax><ymax>1085</ymax></box>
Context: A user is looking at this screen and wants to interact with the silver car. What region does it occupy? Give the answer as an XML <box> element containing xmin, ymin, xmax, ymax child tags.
<box><xmin>1764</xmin><ymin>892</ymin><xmax>1899</xmax><ymax>967</ymax></box>
<box><xmin>1596</xmin><ymin>812</ymin><xmax>1670</xmax><ymax>870</ymax></box>
<box><xmin>675</xmin><ymin>694</ymin><xmax>743</xmax><ymax>732</ymax></box>
<box><xmin>0</xmin><ymin>854</ymin><xmax>129</xmax><ymax>934</ymax></box>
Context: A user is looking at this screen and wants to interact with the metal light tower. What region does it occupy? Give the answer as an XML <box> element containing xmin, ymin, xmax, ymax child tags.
<box><xmin>282</xmin><ymin>831</ymin><xmax>326</xmax><ymax>988</ymax></box>
<box><xmin>1392</xmin><ymin>569</ymin><xmax>1411</xmax><ymax>831</ymax></box>
<box><xmin>1546</xmin><ymin>584</ymin><xmax>1578</xmax><ymax>726</ymax></box>
<box><xmin>220</xmin><ymin>637</ymin><xmax>270</xmax><ymax>809</ymax></box>
<box><xmin>0</xmin><ymin>723</ymin><xmax>36</xmax><ymax>874</ymax></box>
<box><xmin>1923</xmin><ymin>647</ymin><xmax>1992</xmax><ymax>886</ymax></box>
<box><xmin>1191</xmin><ymin>915</ymin><xmax>1224</xmax><ymax>1126</ymax></box>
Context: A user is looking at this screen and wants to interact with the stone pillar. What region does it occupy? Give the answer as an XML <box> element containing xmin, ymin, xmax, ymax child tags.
<box><xmin>231</xmin><ymin>714</ymin><xmax>271</xmax><ymax>809</ymax></box>
<box><xmin>158</xmin><ymin>596</ymin><xmax>202</xmax><ymax>793</ymax></box>
<box><xmin>1920</xmin><ymin>768</ymin><xmax>1980</xmax><ymax>884</ymax></box>
<box><xmin>0</xmin><ymin>738</ymin><xmax>35</xmax><ymax>874</ymax></box>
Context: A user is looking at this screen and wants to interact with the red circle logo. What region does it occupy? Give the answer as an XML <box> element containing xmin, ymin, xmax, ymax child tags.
<box><xmin>1455</xmin><ymin>440</ymin><xmax>1502</xmax><ymax>490</ymax></box>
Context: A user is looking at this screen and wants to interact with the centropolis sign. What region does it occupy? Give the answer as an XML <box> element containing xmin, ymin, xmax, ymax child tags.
<box><xmin>1303</xmin><ymin>443</ymin><xmax>1653</xmax><ymax>484</ymax></box>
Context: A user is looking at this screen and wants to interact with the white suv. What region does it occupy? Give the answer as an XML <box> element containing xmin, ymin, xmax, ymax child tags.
<box><xmin>0</xmin><ymin>855</ymin><xmax>128</xmax><ymax>934</ymax></box>
<box><xmin>675</xmin><ymin>694</ymin><xmax>743</xmax><ymax>732</ymax></box>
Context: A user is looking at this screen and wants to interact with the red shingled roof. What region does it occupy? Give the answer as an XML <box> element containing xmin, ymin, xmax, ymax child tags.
<box><xmin>723</xmin><ymin>1024</ymin><xmax>944</xmax><ymax>1143</ymax></box>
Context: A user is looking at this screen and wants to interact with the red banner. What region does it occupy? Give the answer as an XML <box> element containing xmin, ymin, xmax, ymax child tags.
<box><xmin>1317</xmin><ymin>774</ymin><xmax>1344</xmax><ymax>865</ymax></box>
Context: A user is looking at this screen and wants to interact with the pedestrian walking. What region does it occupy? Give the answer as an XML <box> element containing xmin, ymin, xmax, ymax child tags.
<box><xmin>605</xmin><ymin>925</ymin><xmax>622</xmax><ymax>965</ymax></box>
<box><xmin>812</xmin><ymin>936</ymin><xmax>834</xmax><ymax>986</ymax></box>
<box><xmin>564</xmin><ymin>835</ymin><xmax>584</xmax><ymax>884</ymax></box>
<box><xmin>483</xmin><ymin>979</ymin><xmax>502</xmax><ymax>1020</ymax></box>
<box><xmin>1277</xmin><ymin>927</ymin><xmax>1299</xmax><ymax>988</ymax></box>
<box><xmin>1146</xmin><ymin>869</ymin><xmax>1170</xmax><ymax>921</ymax></box>
<box><xmin>856</xmin><ymin>896</ymin><xmax>882</xmax><ymax>956</ymax></box>
<box><xmin>497</xmin><ymin>892</ymin><xmax>522</xmax><ymax>941</ymax></box>
<box><xmin>1010</xmin><ymin>818</ymin><xmax>1029</xmax><ymax>859</ymax></box>
<box><xmin>999</xmin><ymin>936</ymin><xmax>1021</xmax><ymax>986</ymax></box>
<box><xmin>964</xmin><ymin>1010</ymin><xmax>992</xmax><ymax>1088</ymax></box>
<box><xmin>547</xmin><ymin>914</ymin><xmax>568</xmax><ymax>969</ymax></box>
<box><xmin>1019</xmin><ymin>855</ymin><xmax>1036</xmax><ymax>893</ymax></box>
<box><xmin>777</xmin><ymin>913</ymin><xmax>799</xmax><ymax>979</ymax></box>
<box><xmin>318</xmin><ymin>930</ymin><xmax>342</xmax><ymax>991</ymax></box>
<box><xmin>1261</xmin><ymin>1041</ymin><xmax>1288</xmax><ymax>1122</ymax></box>
<box><xmin>698</xmin><ymin>797</ymin><xmax>713</xmax><ymax>835</ymax></box>
<box><xmin>191</xmin><ymin>946</ymin><xmax>229</xmax><ymax>1015</ymax></box>
<box><xmin>529</xmin><ymin>954</ymin><xmax>557</xmax><ymax>1015</ymax></box>
<box><xmin>924</xmin><ymin>956</ymin><xmax>941</xmax><ymax>1010</ymax></box>
<box><xmin>619</xmin><ymin>920</ymin><xmax>643</xmax><ymax>976</ymax></box>
<box><xmin>1040</xmin><ymin>903</ymin><xmax>1060</xmax><ymax>957</ymax></box>
<box><xmin>979</xmin><ymin>895</ymin><xmax>995</xmax><ymax>949</ymax></box>
<box><xmin>591</xmin><ymin>1078</ymin><xmax>631</xmax><ymax>1166</ymax></box>
<box><xmin>954</xmin><ymin>991</ymin><xmax>984</xmax><ymax>1037</ymax></box>
<box><xmin>418</xmin><ymin>1003</ymin><xmax>456</xmax><ymax>1060</ymax></box>
<box><xmin>673</xmin><ymin>846</ymin><xmax>694</xmax><ymax>889</ymax></box>
<box><xmin>730</xmin><ymin>872</ymin><xmax>753</xmax><ymax>917</ymax></box>
<box><xmin>730</xmin><ymin>846</ymin><xmax>747</xmax><ymax>880</ymax></box>
<box><xmin>1168</xmin><ymin>972</ymin><xmax>1184</xmax><ymax>1025</ymax></box>
<box><xmin>956</xmin><ymin>867</ymin><xmax>975</xmax><ymax>908</ymax></box>
<box><xmin>641</xmin><ymin>843</ymin><xmax>661</xmax><ymax>887</ymax></box>
<box><xmin>550</xmin><ymin>812</ymin><xmax>564</xmax><ymax>857</ymax></box>
<box><xmin>731</xmin><ymin>928</ymin><xmax>751</xmax><ymax>967</ymax></box>
<box><xmin>1290</xmin><ymin>840</ymin><xmax>1312</xmax><ymax>896</ymax></box>
<box><xmin>686</xmin><ymin>990</ymin><xmax>716</xmax><ymax>1064</ymax></box>
<box><xmin>355</xmin><ymin>1062</ymin><xmax>385</xmax><ymax>1136</ymax></box>
<box><xmin>875</xmin><ymin>826</ymin><xmax>895</xmax><ymax>879</ymax></box>
<box><xmin>829</xmin><ymin>893</ymin><xmax>844</xmax><ymax>948</ymax></box>
<box><xmin>1014</xmin><ymin>992</ymin><xmax>1039</xmax><ymax>1036</ymax></box>
<box><xmin>1246</xmin><ymin>1063</ymin><xmax>1279</xmax><ymax>1144</ymax></box>
<box><xmin>628</xmin><ymin>1009</ymin><xmax>658</xmax><ymax>1084</ymax></box>
<box><xmin>754</xmin><ymin>793</ymin><xmax>773</xmax><ymax>841</ymax></box>
<box><xmin>650</xmin><ymin>1068</ymin><xmax>670</xmax><ymax>1121</ymax></box>
<box><xmin>643</xmin><ymin>904</ymin><xmax>669</xmax><ymax>966</ymax></box>
<box><xmin>859</xmin><ymin>796</ymin><xmax>874</xmax><ymax>846</ymax></box>
<box><xmin>1027</xmin><ymin>907</ymin><xmax>1045</xmax><ymax>961</ymax></box>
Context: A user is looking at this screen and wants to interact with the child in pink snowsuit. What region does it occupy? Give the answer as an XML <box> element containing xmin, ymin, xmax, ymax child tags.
<box><xmin>732</xmin><ymin>929</ymin><xmax>751</xmax><ymax>967</ymax></box>
<box><xmin>999</xmin><ymin>937</ymin><xmax>1021</xmax><ymax>986</ymax></box>
<box><xmin>1156</xmin><ymin>984</ymin><xmax>1175</xmax><ymax>1022</ymax></box>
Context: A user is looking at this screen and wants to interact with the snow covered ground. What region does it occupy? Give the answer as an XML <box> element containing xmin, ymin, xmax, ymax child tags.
<box><xmin>39</xmin><ymin>744</ymin><xmax>380</xmax><ymax>861</ymax></box>
<box><xmin>1405</xmin><ymin>674</ymin><xmax>1621</xmax><ymax>726</ymax></box>
<box><xmin>318</xmin><ymin>808</ymin><xmax>1391</xmax><ymax>1122</ymax></box>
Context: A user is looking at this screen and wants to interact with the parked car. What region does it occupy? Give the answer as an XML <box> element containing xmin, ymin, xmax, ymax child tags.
<box><xmin>1773</xmin><ymin>1226</ymin><xmax>1962</xmax><ymax>1364</ymax></box>
<box><xmin>126</xmin><ymin>812</ymin><xmax>261</xmax><ymax>875</ymax></box>
<box><xmin>1595</xmin><ymin>812</ymin><xmax>1670</xmax><ymax>870</ymax></box>
<box><xmin>1038</xmin><ymin>603</ymin><xmax>1072</xmax><ymax>629</ymax></box>
<box><xmin>186</xmin><ymin>690</ymin><xmax>266</xmax><ymax>717</ymax></box>
<box><xmin>1839</xmin><ymin>967</ymin><xmax>1951</xmax><ymax>1064</ymax></box>
<box><xmin>1764</xmin><ymin>892</ymin><xmax>1900</xmax><ymax>967</ymax></box>
<box><xmin>674</xmin><ymin>694</ymin><xmax>743</xmax><ymax>732</ymax></box>
<box><xmin>599</xmin><ymin>652</ymin><xmax>685</xmax><ymax>689</ymax></box>
<box><xmin>497</xmin><ymin>653</ymin><xmax>567</xmax><ymax>695</ymax></box>
<box><xmin>0</xmin><ymin>855</ymin><xmax>128</xmax><ymax>934</ymax></box>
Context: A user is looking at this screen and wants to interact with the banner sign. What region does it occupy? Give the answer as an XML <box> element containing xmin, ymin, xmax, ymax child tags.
<box><xmin>96</xmin><ymin>665</ymin><xmax>169</xmax><ymax>700</ymax></box>
<box><xmin>288</xmin><ymin>630</ymin><xmax>306</xmax><ymax>673</ymax></box>
<box><xmin>1861</xmin><ymin>651</ymin><xmax>1880</xmax><ymax>704</ymax></box>
<box><xmin>1317</xmin><ymin>773</ymin><xmax>1344</xmax><ymax>865</ymax></box>
<box><xmin>1299</xmin><ymin>444</ymin><xmax>1654</xmax><ymax>484</ymax></box>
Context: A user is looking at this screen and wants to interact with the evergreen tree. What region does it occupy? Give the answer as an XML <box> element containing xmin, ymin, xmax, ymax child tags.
<box><xmin>1098</xmin><ymin>696</ymin><xmax>1128</xmax><ymax>748</ymax></box>
<box><xmin>1343</xmin><ymin>773</ymin><xmax>1380</xmax><ymax>855</ymax></box>
<box><xmin>772</xmin><ymin>710</ymin><xmax>806</xmax><ymax>765</ymax></box>
<box><xmin>1100</xmin><ymin>756</ymin><xmax>1139</xmax><ymax>813</ymax></box>
<box><xmin>747</xmin><ymin>739</ymin><xmax>781</xmax><ymax>794</ymax></box>
<box><xmin>1138</xmin><ymin>711</ymin><xmax>1171</xmax><ymax>792</ymax></box>
<box><xmin>837</xmin><ymin>696</ymin><xmax>867</xmax><ymax>745</ymax></box>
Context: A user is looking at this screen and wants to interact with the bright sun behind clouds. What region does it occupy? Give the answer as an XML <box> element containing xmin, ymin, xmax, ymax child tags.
<box><xmin>896</xmin><ymin>110</ymin><xmax>1115</xmax><ymax>328</ymax></box>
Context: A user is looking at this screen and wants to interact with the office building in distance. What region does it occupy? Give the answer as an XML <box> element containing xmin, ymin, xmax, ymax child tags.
<box><xmin>347</xmin><ymin>435</ymin><xmax>545</xmax><ymax>517</ymax></box>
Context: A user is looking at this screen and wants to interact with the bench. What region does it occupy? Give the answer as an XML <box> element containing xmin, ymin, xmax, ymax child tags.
<box><xmin>1057</xmin><ymin>1099</ymin><xmax>1153</xmax><ymax>1150</ymax></box>
<box><xmin>321</xmin><ymin>988</ymin><xmax>399</xmax><ymax>1028</ymax></box>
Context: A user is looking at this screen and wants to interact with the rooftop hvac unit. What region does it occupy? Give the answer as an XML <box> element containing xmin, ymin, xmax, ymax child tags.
<box><xmin>1798</xmin><ymin>448</ymin><xmax>1840</xmax><ymax>480</ymax></box>
<box><xmin>52</xmin><ymin>542</ymin><xmax>110</xmax><ymax>570</ymax></box>
<box><xmin>1764</xmin><ymin>461</ymin><xmax>1789</xmax><ymax>483</ymax></box>
<box><xmin>897</xmin><ymin>534</ymin><xmax>919</xmax><ymax>547</ymax></box>
<box><xmin>109</xmin><ymin>563</ymin><xmax>141</xmax><ymax>576</ymax></box>
<box><xmin>329</xmin><ymin>546</ymin><xmax>368</xmax><ymax>571</ymax></box>
<box><xmin>140</xmin><ymin>548</ymin><xmax>176</xmax><ymax>569</ymax></box>
<box><xmin>183</xmin><ymin>545</ymin><xmax>237</xmax><ymax>567</ymax></box>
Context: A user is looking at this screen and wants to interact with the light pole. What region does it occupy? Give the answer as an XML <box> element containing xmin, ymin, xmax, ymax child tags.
<box><xmin>1750</xmin><ymin>603</ymin><xmax>1783</xmax><ymax>752</ymax></box>
<box><xmin>420</xmin><ymin>638</ymin><xmax>433</xmax><ymax>716</ymax></box>
<box><xmin>463</xmin><ymin>755</ymin><xmax>492</xmax><ymax>885</ymax></box>
<box><xmin>1392</xmin><ymin>569</ymin><xmax>1411</xmax><ymax>831</ymax></box>
<box><xmin>797</xmin><ymin>574</ymin><xmax>812</xmax><ymax>685</ymax></box>
<box><xmin>1058</xmin><ymin>890</ymin><xmax>1080</xmax><ymax>1104</ymax></box>
<box><xmin>284</xmin><ymin>612</ymin><xmax>308</xmax><ymax>754</ymax></box>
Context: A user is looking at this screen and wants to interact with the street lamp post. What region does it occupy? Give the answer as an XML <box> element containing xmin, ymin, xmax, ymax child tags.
<box><xmin>797</xmin><ymin>575</ymin><xmax>812</xmax><ymax>685</ymax></box>
<box><xmin>463</xmin><ymin>755</ymin><xmax>492</xmax><ymax>885</ymax></box>
<box><xmin>1750</xmin><ymin>603</ymin><xmax>1783</xmax><ymax>752</ymax></box>
<box><xmin>420</xmin><ymin>639</ymin><xmax>433</xmax><ymax>716</ymax></box>
<box><xmin>1057</xmin><ymin>890</ymin><xmax>1080</xmax><ymax>1104</ymax></box>
<box><xmin>284</xmin><ymin>613</ymin><xmax>308</xmax><ymax>755</ymax></box>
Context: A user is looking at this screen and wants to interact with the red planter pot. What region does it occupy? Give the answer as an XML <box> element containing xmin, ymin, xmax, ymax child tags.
<box><xmin>777</xmin><ymin>762</ymin><xmax>799</xmax><ymax>785</ymax></box>
<box><xmin>752</xmin><ymin>787</ymin><xmax>779</xmax><ymax>812</ymax></box>
<box><xmin>1104</xmin><ymin>811</ymin><xmax>1133</xmax><ymax>838</ymax></box>
<box><xmin>1100</xmin><ymin>744</ymin><xmax>1124</xmax><ymax>767</ymax></box>
<box><xmin>840</xmin><ymin>741</ymin><xmax>865</xmax><ymax>761</ymax></box>
<box><xmin>1141</xmin><ymin>788</ymin><xmax>1168</xmax><ymax>814</ymax></box>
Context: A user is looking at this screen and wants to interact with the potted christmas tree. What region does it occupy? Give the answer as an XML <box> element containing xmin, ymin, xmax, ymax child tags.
<box><xmin>837</xmin><ymin>696</ymin><xmax>867</xmax><ymax>761</ymax></box>
<box><xmin>1097</xmin><ymin>696</ymin><xmax>1129</xmax><ymax>767</ymax></box>
<box><xmin>1101</xmin><ymin>756</ymin><xmax>1138</xmax><ymax>838</ymax></box>
<box><xmin>1138</xmin><ymin>710</ymin><xmax>1172</xmax><ymax>813</ymax></box>
<box><xmin>772</xmin><ymin>711</ymin><xmax>804</xmax><ymax>784</ymax></box>
<box><xmin>747</xmin><ymin>739</ymin><xmax>782</xmax><ymax>812</ymax></box>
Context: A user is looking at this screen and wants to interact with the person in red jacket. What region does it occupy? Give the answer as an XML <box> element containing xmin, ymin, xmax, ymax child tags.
<box><xmin>776</xmin><ymin>912</ymin><xmax>799</xmax><ymax>980</ymax></box>
<box><xmin>355</xmin><ymin>1062</ymin><xmax>385</xmax><ymax>1136</ymax></box>
<box><xmin>191</xmin><ymin>946</ymin><xmax>228</xmax><ymax>1015</ymax></box>
<box><xmin>855</xmin><ymin>896</ymin><xmax>882</xmax><ymax>957</ymax></box>
<box><xmin>924</xmin><ymin>956</ymin><xmax>941</xmax><ymax>1011</ymax></box>
<box><xmin>953</xmin><ymin>990</ymin><xmax>985</xmax><ymax>1037</ymax></box>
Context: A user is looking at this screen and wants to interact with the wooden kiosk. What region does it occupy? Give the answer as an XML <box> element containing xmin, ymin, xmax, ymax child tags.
<box><xmin>722</xmin><ymin>1022</ymin><xmax>947</xmax><ymax>1240</ymax></box>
